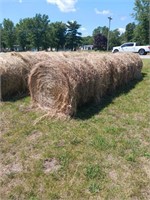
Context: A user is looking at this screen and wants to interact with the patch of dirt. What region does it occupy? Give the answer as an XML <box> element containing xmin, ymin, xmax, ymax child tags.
<box><xmin>139</xmin><ymin>157</ymin><xmax>150</xmax><ymax>179</ymax></box>
<box><xmin>30</xmin><ymin>153</ymin><xmax>41</xmax><ymax>160</ymax></box>
<box><xmin>109</xmin><ymin>170</ymin><xmax>118</xmax><ymax>182</ymax></box>
<box><xmin>141</xmin><ymin>186</ymin><xmax>150</xmax><ymax>200</ymax></box>
<box><xmin>0</xmin><ymin>162</ymin><xmax>23</xmax><ymax>177</ymax></box>
<box><xmin>43</xmin><ymin>158</ymin><xmax>61</xmax><ymax>173</ymax></box>
<box><xmin>27</xmin><ymin>130</ymin><xmax>43</xmax><ymax>141</ymax></box>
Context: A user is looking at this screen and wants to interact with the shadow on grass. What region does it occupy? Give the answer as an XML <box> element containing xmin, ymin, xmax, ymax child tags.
<box><xmin>74</xmin><ymin>73</ymin><xmax>146</xmax><ymax>120</ymax></box>
<box><xmin>1</xmin><ymin>91</ymin><xmax>29</xmax><ymax>102</ymax></box>
<box><xmin>1</xmin><ymin>73</ymin><xmax>147</xmax><ymax>120</ymax></box>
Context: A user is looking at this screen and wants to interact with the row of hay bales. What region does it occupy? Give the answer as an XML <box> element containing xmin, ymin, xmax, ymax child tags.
<box><xmin>0</xmin><ymin>52</ymin><xmax>143</xmax><ymax>117</ymax></box>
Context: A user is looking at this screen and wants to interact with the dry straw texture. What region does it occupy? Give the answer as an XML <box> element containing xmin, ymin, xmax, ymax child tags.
<box><xmin>0</xmin><ymin>51</ymin><xmax>65</xmax><ymax>100</ymax></box>
<box><xmin>0</xmin><ymin>53</ymin><xmax>30</xmax><ymax>100</ymax></box>
<box><xmin>28</xmin><ymin>52</ymin><xmax>143</xmax><ymax>117</ymax></box>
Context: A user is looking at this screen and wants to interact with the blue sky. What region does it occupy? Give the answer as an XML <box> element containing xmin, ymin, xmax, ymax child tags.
<box><xmin>0</xmin><ymin>0</ymin><xmax>136</xmax><ymax>36</ymax></box>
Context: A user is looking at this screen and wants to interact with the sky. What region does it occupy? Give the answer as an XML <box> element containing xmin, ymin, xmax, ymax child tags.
<box><xmin>0</xmin><ymin>0</ymin><xmax>136</xmax><ymax>36</ymax></box>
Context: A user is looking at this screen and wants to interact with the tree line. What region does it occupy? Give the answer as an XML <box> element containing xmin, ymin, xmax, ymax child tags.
<box><xmin>0</xmin><ymin>0</ymin><xmax>149</xmax><ymax>52</ymax></box>
<box><xmin>1</xmin><ymin>15</ymin><xmax>82</xmax><ymax>51</ymax></box>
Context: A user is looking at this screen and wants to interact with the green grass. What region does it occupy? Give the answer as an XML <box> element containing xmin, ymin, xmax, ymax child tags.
<box><xmin>0</xmin><ymin>59</ymin><xmax>150</xmax><ymax>200</ymax></box>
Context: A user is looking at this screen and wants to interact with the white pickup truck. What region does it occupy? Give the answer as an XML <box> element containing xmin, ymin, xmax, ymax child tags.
<box><xmin>112</xmin><ymin>42</ymin><xmax>150</xmax><ymax>55</ymax></box>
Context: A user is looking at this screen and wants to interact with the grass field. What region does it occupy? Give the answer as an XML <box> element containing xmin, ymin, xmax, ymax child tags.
<box><xmin>0</xmin><ymin>59</ymin><xmax>150</xmax><ymax>200</ymax></box>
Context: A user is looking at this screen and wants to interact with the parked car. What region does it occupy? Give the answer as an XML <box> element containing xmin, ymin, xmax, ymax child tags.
<box><xmin>112</xmin><ymin>42</ymin><xmax>150</xmax><ymax>55</ymax></box>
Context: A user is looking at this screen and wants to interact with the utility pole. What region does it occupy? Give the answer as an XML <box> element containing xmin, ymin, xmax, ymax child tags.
<box><xmin>107</xmin><ymin>16</ymin><xmax>112</xmax><ymax>51</ymax></box>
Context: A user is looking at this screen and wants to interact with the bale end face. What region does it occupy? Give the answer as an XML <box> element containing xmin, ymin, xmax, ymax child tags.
<box><xmin>28</xmin><ymin>61</ymin><xmax>75</xmax><ymax>117</ymax></box>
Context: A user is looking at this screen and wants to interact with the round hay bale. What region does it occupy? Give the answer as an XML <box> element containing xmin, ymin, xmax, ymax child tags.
<box><xmin>28</xmin><ymin>53</ymin><xmax>143</xmax><ymax>117</ymax></box>
<box><xmin>0</xmin><ymin>53</ymin><xmax>31</xmax><ymax>100</ymax></box>
<box><xmin>0</xmin><ymin>52</ymin><xmax>66</xmax><ymax>100</ymax></box>
<box><xmin>28</xmin><ymin>58</ymin><xmax>97</xmax><ymax>116</ymax></box>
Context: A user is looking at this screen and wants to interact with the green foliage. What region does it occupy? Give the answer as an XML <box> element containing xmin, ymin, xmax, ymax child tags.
<box><xmin>81</xmin><ymin>36</ymin><xmax>93</xmax><ymax>45</ymax></box>
<box><xmin>93</xmin><ymin>26</ymin><xmax>122</xmax><ymax>50</ymax></box>
<box><xmin>2</xmin><ymin>19</ymin><xmax>16</xmax><ymax>50</ymax></box>
<box><xmin>93</xmin><ymin>33</ymin><xmax>107</xmax><ymax>50</ymax></box>
<box><xmin>16</xmin><ymin>18</ymin><xmax>33</xmax><ymax>50</ymax></box>
<box><xmin>49</xmin><ymin>22</ymin><xmax>66</xmax><ymax>51</ymax></box>
<box><xmin>125</xmin><ymin>22</ymin><xmax>136</xmax><ymax>42</ymax></box>
<box><xmin>30</xmin><ymin>14</ymin><xmax>50</xmax><ymax>51</ymax></box>
<box><xmin>109</xmin><ymin>29</ymin><xmax>121</xmax><ymax>50</ymax></box>
<box><xmin>132</xmin><ymin>0</ymin><xmax>149</xmax><ymax>44</ymax></box>
<box><xmin>65</xmin><ymin>21</ymin><xmax>82</xmax><ymax>51</ymax></box>
<box><xmin>93</xmin><ymin>26</ymin><xmax>108</xmax><ymax>38</ymax></box>
<box><xmin>1</xmin><ymin>16</ymin><xmax>82</xmax><ymax>51</ymax></box>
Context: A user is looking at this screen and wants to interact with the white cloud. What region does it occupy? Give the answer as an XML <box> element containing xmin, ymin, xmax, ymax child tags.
<box><xmin>47</xmin><ymin>0</ymin><xmax>77</xmax><ymax>12</ymax></box>
<box><xmin>95</xmin><ymin>8</ymin><xmax>111</xmax><ymax>15</ymax></box>
<box><xmin>120</xmin><ymin>16</ymin><xmax>127</xmax><ymax>21</ymax></box>
<box><xmin>118</xmin><ymin>28</ymin><xmax>125</xmax><ymax>34</ymax></box>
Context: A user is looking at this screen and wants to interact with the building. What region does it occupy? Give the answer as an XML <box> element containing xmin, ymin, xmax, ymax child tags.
<box><xmin>80</xmin><ymin>45</ymin><xmax>93</xmax><ymax>51</ymax></box>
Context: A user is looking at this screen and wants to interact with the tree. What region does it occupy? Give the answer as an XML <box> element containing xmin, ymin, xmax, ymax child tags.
<box><xmin>49</xmin><ymin>22</ymin><xmax>66</xmax><ymax>51</ymax></box>
<box><xmin>93</xmin><ymin>26</ymin><xmax>108</xmax><ymax>38</ymax></box>
<box><xmin>2</xmin><ymin>19</ymin><xmax>16</xmax><ymax>50</ymax></box>
<box><xmin>81</xmin><ymin>36</ymin><xmax>93</xmax><ymax>45</ymax></box>
<box><xmin>55</xmin><ymin>22</ymin><xmax>66</xmax><ymax>51</ymax></box>
<box><xmin>30</xmin><ymin>14</ymin><xmax>50</xmax><ymax>51</ymax></box>
<box><xmin>47</xmin><ymin>23</ymin><xmax>57</xmax><ymax>51</ymax></box>
<box><xmin>132</xmin><ymin>0</ymin><xmax>149</xmax><ymax>44</ymax></box>
<box><xmin>16</xmin><ymin>18</ymin><xmax>33</xmax><ymax>51</ymax></box>
<box><xmin>93</xmin><ymin>33</ymin><xmax>107</xmax><ymax>51</ymax></box>
<box><xmin>125</xmin><ymin>22</ymin><xmax>136</xmax><ymax>42</ymax></box>
<box><xmin>109</xmin><ymin>29</ymin><xmax>121</xmax><ymax>50</ymax></box>
<box><xmin>66</xmin><ymin>21</ymin><xmax>82</xmax><ymax>51</ymax></box>
<box><xmin>1</xmin><ymin>24</ymin><xmax>7</xmax><ymax>50</ymax></box>
<box><xmin>93</xmin><ymin>26</ymin><xmax>122</xmax><ymax>50</ymax></box>
<box><xmin>119</xmin><ymin>32</ymin><xmax>126</xmax><ymax>44</ymax></box>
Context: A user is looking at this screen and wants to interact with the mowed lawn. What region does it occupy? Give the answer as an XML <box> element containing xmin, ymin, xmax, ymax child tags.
<box><xmin>0</xmin><ymin>59</ymin><xmax>150</xmax><ymax>200</ymax></box>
